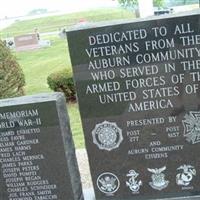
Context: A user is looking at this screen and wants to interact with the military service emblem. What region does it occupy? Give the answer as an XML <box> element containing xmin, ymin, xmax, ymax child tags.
<box><xmin>182</xmin><ymin>111</ymin><xmax>200</xmax><ymax>144</ymax></box>
<box><xmin>148</xmin><ymin>166</ymin><xmax>169</xmax><ymax>191</ymax></box>
<box><xmin>92</xmin><ymin>121</ymin><xmax>123</xmax><ymax>151</ymax></box>
<box><xmin>176</xmin><ymin>164</ymin><xmax>196</xmax><ymax>186</ymax></box>
<box><xmin>126</xmin><ymin>170</ymin><xmax>142</xmax><ymax>193</ymax></box>
<box><xmin>97</xmin><ymin>172</ymin><xmax>120</xmax><ymax>195</ymax></box>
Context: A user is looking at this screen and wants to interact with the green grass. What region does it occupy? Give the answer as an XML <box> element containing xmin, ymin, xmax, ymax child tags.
<box><xmin>14</xmin><ymin>36</ymin><xmax>70</xmax><ymax>94</ymax></box>
<box><xmin>1</xmin><ymin>8</ymin><xmax>135</xmax><ymax>38</ymax></box>
<box><xmin>14</xmin><ymin>35</ymin><xmax>87</xmax><ymax>148</ymax></box>
<box><xmin>68</xmin><ymin>103</ymin><xmax>84</xmax><ymax>148</ymax></box>
<box><xmin>5</xmin><ymin>8</ymin><xmax>135</xmax><ymax>148</ymax></box>
<box><xmin>14</xmin><ymin>35</ymin><xmax>85</xmax><ymax>148</ymax></box>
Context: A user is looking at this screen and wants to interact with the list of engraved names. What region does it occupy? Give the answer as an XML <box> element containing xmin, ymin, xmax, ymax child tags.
<box><xmin>0</xmin><ymin>109</ymin><xmax>58</xmax><ymax>200</ymax></box>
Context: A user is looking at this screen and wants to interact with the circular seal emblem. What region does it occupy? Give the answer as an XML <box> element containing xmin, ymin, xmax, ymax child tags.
<box><xmin>92</xmin><ymin>121</ymin><xmax>123</xmax><ymax>151</ymax></box>
<box><xmin>97</xmin><ymin>172</ymin><xmax>120</xmax><ymax>195</ymax></box>
<box><xmin>182</xmin><ymin>111</ymin><xmax>200</xmax><ymax>144</ymax></box>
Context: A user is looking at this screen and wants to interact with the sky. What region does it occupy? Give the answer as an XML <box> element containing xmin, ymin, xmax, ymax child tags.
<box><xmin>0</xmin><ymin>0</ymin><xmax>117</xmax><ymax>18</ymax></box>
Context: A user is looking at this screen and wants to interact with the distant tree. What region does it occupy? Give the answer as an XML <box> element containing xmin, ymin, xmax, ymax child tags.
<box><xmin>164</xmin><ymin>0</ymin><xmax>198</xmax><ymax>6</ymax></box>
<box><xmin>28</xmin><ymin>8</ymin><xmax>48</xmax><ymax>16</ymax></box>
<box><xmin>118</xmin><ymin>0</ymin><xmax>138</xmax><ymax>8</ymax></box>
<box><xmin>118</xmin><ymin>0</ymin><xmax>165</xmax><ymax>8</ymax></box>
<box><xmin>154</xmin><ymin>0</ymin><xmax>165</xmax><ymax>7</ymax></box>
<box><xmin>0</xmin><ymin>40</ymin><xmax>25</xmax><ymax>98</ymax></box>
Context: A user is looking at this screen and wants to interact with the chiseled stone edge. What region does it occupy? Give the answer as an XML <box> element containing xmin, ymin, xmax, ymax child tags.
<box><xmin>0</xmin><ymin>92</ymin><xmax>61</xmax><ymax>107</ymax></box>
<box><xmin>56</xmin><ymin>93</ymin><xmax>84</xmax><ymax>200</ymax></box>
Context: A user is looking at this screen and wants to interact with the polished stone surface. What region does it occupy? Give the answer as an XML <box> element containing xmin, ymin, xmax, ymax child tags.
<box><xmin>0</xmin><ymin>93</ymin><xmax>83</xmax><ymax>200</ymax></box>
<box><xmin>68</xmin><ymin>12</ymin><xmax>200</xmax><ymax>200</ymax></box>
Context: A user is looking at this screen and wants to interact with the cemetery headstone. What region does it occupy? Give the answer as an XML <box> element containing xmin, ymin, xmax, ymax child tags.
<box><xmin>0</xmin><ymin>93</ymin><xmax>83</xmax><ymax>200</ymax></box>
<box><xmin>14</xmin><ymin>34</ymin><xmax>39</xmax><ymax>52</ymax></box>
<box><xmin>67</xmin><ymin>12</ymin><xmax>200</xmax><ymax>200</ymax></box>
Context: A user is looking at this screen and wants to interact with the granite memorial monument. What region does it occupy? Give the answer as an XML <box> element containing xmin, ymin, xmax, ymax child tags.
<box><xmin>67</xmin><ymin>12</ymin><xmax>200</xmax><ymax>199</ymax></box>
<box><xmin>0</xmin><ymin>93</ymin><xmax>83</xmax><ymax>200</ymax></box>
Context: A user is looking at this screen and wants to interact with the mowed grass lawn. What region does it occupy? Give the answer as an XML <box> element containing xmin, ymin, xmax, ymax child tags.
<box><xmin>2</xmin><ymin>8</ymin><xmax>135</xmax><ymax>148</ymax></box>
<box><xmin>15</xmin><ymin>36</ymin><xmax>70</xmax><ymax>94</ymax></box>
<box><xmin>14</xmin><ymin>36</ymin><xmax>85</xmax><ymax>148</ymax></box>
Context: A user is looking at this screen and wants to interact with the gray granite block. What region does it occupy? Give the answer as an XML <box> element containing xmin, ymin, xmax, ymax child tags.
<box><xmin>0</xmin><ymin>93</ymin><xmax>83</xmax><ymax>200</ymax></box>
<box><xmin>67</xmin><ymin>11</ymin><xmax>200</xmax><ymax>200</ymax></box>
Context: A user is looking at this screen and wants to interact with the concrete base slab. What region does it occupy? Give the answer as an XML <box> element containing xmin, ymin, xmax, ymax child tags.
<box><xmin>83</xmin><ymin>188</ymin><xmax>95</xmax><ymax>200</ymax></box>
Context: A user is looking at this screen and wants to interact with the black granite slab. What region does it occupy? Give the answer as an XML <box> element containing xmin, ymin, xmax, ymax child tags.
<box><xmin>67</xmin><ymin>12</ymin><xmax>200</xmax><ymax>200</ymax></box>
<box><xmin>0</xmin><ymin>93</ymin><xmax>83</xmax><ymax>200</ymax></box>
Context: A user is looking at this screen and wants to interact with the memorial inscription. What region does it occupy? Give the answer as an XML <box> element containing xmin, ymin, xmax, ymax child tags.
<box><xmin>67</xmin><ymin>13</ymin><xmax>200</xmax><ymax>199</ymax></box>
<box><xmin>0</xmin><ymin>93</ymin><xmax>83</xmax><ymax>200</ymax></box>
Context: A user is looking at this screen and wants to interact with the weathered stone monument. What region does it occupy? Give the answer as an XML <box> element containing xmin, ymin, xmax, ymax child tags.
<box><xmin>67</xmin><ymin>12</ymin><xmax>200</xmax><ymax>199</ymax></box>
<box><xmin>14</xmin><ymin>34</ymin><xmax>40</xmax><ymax>52</ymax></box>
<box><xmin>0</xmin><ymin>93</ymin><xmax>83</xmax><ymax>200</ymax></box>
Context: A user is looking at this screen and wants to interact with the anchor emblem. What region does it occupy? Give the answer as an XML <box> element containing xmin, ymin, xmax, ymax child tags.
<box><xmin>126</xmin><ymin>170</ymin><xmax>142</xmax><ymax>193</ymax></box>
